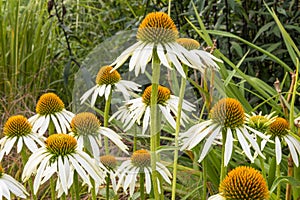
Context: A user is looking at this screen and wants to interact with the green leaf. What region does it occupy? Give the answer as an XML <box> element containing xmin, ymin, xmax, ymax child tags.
<box><xmin>269</xmin><ymin>176</ymin><xmax>300</xmax><ymax>194</ymax></box>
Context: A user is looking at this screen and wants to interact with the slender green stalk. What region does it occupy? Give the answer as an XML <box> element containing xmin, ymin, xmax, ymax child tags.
<box><xmin>202</xmin><ymin>157</ymin><xmax>207</xmax><ymax>200</ymax></box>
<box><xmin>21</xmin><ymin>147</ymin><xmax>37</xmax><ymax>200</ymax></box>
<box><xmin>171</xmin><ymin>65</ymin><xmax>188</xmax><ymax>200</ymax></box>
<box><xmin>133</xmin><ymin>126</ymin><xmax>137</xmax><ymax>151</ymax></box>
<box><xmin>150</xmin><ymin>50</ymin><xmax>161</xmax><ymax>199</ymax></box>
<box><xmin>49</xmin><ymin>122</ymin><xmax>56</xmax><ymax>200</ymax></box>
<box><xmin>220</xmin><ymin>129</ymin><xmax>227</xmax><ymax>182</ymax></box>
<box><xmin>73</xmin><ymin>171</ymin><xmax>80</xmax><ymax>200</ymax></box>
<box><xmin>140</xmin><ymin>172</ymin><xmax>145</xmax><ymax>200</ymax></box>
<box><xmin>50</xmin><ymin>177</ymin><xmax>56</xmax><ymax>200</ymax></box>
<box><xmin>106</xmin><ymin>173</ymin><xmax>110</xmax><ymax>200</ymax></box>
<box><xmin>276</xmin><ymin>164</ymin><xmax>281</xmax><ymax>199</ymax></box>
<box><xmin>104</xmin><ymin>91</ymin><xmax>112</xmax><ymax>155</ymax></box>
<box><xmin>91</xmin><ymin>179</ymin><xmax>97</xmax><ymax>200</ymax></box>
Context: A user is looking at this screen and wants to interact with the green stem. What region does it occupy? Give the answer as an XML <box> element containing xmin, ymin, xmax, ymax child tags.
<box><xmin>276</xmin><ymin>164</ymin><xmax>281</xmax><ymax>199</ymax></box>
<box><xmin>104</xmin><ymin>91</ymin><xmax>112</xmax><ymax>155</ymax></box>
<box><xmin>133</xmin><ymin>126</ymin><xmax>137</xmax><ymax>152</ymax></box>
<box><xmin>91</xmin><ymin>179</ymin><xmax>97</xmax><ymax>200</ymax></box>
<box><xmin>140</xmin><ymin>172</ymin><xmax>145</xmax><ymax>200</ymax></box>
<box><xmin>106</xmin><ymin>173</ymin><xmax>110</xmax><ymax>200</ymax></box>
<box><xmin>220</xmin><ymin>129</ymin><xmax>227</xmax><ymax>182</ymax></box>
<box><xmin>150</xmin><ymin>50</ymin><xmax>161</xmax><ymax>199</ymax></box>
<box><xmin>202</xmin><ymin>157</ymin><xmax>207</xmax><ymax>200</ymax></box>
<box><xmin>48</xmin><ymin>122</ymin><xmax>56</xmax><ymax>200</ymax></box>
<box><xmin>50</xmin><ymin>177</ymin><xmax>56</xmax><ymax>200</ymax></box>
<box><xmin>73</xmin><ymin>171</ymin><xmax>80</xmax><ymax>200</ymax></box>
<box><xmin>171</xmin><ymin>66</ymin><xmax>188</xmax><ymax>200</ymax></box>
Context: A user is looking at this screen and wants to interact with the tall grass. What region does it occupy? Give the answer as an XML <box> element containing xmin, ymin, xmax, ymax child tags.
<box><xmin>0</xmin><ymin>0</ymin><xmax>55</xmax><ymax>130</ymax></box>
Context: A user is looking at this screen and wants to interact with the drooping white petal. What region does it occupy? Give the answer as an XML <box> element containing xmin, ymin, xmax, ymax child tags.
<box><xmin>80</xmin><ymin>85</ymin><xmax>97</xmax><ymax>104</ymax></box>
<box><xmin>51</xmin><ymin>114</ymin><xmax>62</xmax><ymax>133</ymax></box>
<box><xmin>275</xmin><ymin>136</ymin><xmax>282</xmax><ymax>165</ymax></box>
<box><xmin>284</xmin><ymin>136</ymin><xmax>299</xmax><ymax>167</ymax></box>
<box><xmin>38</xmin><ymin>115</ymin><xmax>50</xmax><ymax>136</ymax></box>
<box><xmin>157</xmin><ymin>44</ymin><xmax>171</xmax><ymax>69</ymax></box>
<box><xmin>33</xmin><ymin>155</ymin><xmax>51</xmax><ymax>194</ymax></box>
<box><xmin>144</xmin><ymin>167</ymin><xmax>152</xmax><ymax>194</ymax></box>
<box><xmin>241</xmin><ymin>127</ymin><xmax>265</xmax><ymax>159</ymax></box>
<box><xmin>236</xmin><ymin>128</ymin><xmax>254</xmax><ymax>163</ymax></box>
<box><xmin>58</xmin><ymin>156</ymin><xmax>68</xmax><ymax>194</ymax></box>
<box><xmin>100</xmin><ymin>127</ymin><xmax>128</xmax><ymax>154</ymax></box>
<box><xmin>198</xmin><ymin>126</ymin><xmax>221</xmax><ymax>163</ymax></box>
<box><xmin>224</xmin><ymin>128</ymin><xmax>234</xmax><ymax>166</ymax></box>
<box><xmin>111</xmin><ymin>41</ymin><xmax>142</xmax><ymax>69</ymax></box>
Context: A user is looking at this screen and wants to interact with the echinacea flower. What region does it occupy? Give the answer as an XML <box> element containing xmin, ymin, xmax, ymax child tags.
<box><xmin>28</xmin><ymin>93</ymin><xmax>74</xmax><ymax>136</ymax></box>
<box><xmin>110</xmin><ymin>12</ymin><xmax>203</xmax><ymax>78</ymax></box>
<box><xmin>264</xmin><ymin>117</ymin><xmax>300</xmax><ymax>166</ymax></box>
<box><xmin>0</xmin><ymin>115</ymin><xmax>44</xmax><ymax>161</ymax></box>
<box><xmin>100</xmin><ymin>155</ymin><xmax>118</xmax><ymax>192</ymax></box>
<box><xmin>115</xmin><ymin>149</ymin><xmax>171</xmax><ymax>196</ymax></box>
<box><xmin>208</xmin><ymin>166</ymin><xmax>269</xmax><ymax>200</ymax></box>
<box><xmin>176</xmin><ymin>38</ymin><xmax>222</xmax><ymax>72</ymax></box>
<box><xmin>245</xmin><ymin>111</ymin><xmax>276</xmax><ymax>133</ymax></box>
<box><xmin>110</xmin><ymin>84</ymin><xmax>195</xmax><ymax>134</ymax></box>
<box><xmin>0</xmin><ymin>165</ymin><xmax>28</xmax><ymax>200</ymax></box>
<box><xmin>180</xmin><ymin>98</ymin><xmax>268</xmax><ymax>166</ymax></box>
<box><xmin>69</xmin><ymin>112</ymin><xmax>128</xmax><ymax>160</ymax></box>
<box><xmin>80</xmin><ymin>66</ymin><xmax>141</xmax><ymax>107</ymax></box>
<box><xmin>22</xmin><ymin>134</ymin><xmax>106</xmax><ymax>197</ymax></box>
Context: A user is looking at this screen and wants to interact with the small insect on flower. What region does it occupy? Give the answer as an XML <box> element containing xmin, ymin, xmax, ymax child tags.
<box><xmin>208</xmin><ymin>166</ymin><xmax>269</xmax><ymax>200</ymax></box>
<box><xmin>110</xmin><ymin>84</ymin><xmax>195</xmax><ymax>134</ymax></box>
<box><xmin>180</xmin><ymin>98</ymin><xmax>269</xmax><ymax>166</ymax></box>
<box><xmin>28</xmin><ymin>93</ymin><xmax>74</xmax><ymax>136</ymax></box>
<box><xmin>110</xmin><ymin>12</ymin><xmax>208</xmax><ymax>78</ymax></box>
<box><xmin>0</xmin><ymin>115</ymin><xmax>44</xmax><ymax>161</ymax></box>
<box><xmin>22</xmin><ymin>134</ymin><xmax>106</xmax><ymax>198</ymax></box>
<box><xmin>80</xmin><ymin>65</ymin><xmax>141</xmax><ymax>107</ymax></box>
<box><xmin>115</xmin><ymin>149</ymin><xmax>172</xmax><ymax>196</ymax></box>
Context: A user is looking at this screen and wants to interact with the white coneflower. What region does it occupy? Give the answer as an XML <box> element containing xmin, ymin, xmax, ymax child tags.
<box><xmin>69</xmin><ymin>112</ymin><xmax>128</xmax><ymax>160</ymax></box>
<box><xmin>111</xmin><ymin>12</ymin><xmax>205</xmax><ymax>78</ymax></box>
<box><xmin>22</xmin><ymin>134</ymin><xmax>106</xmax><ymax>197</ymax></box>
<box><xmin>80</xmin><ymin>65</ymin><xmax>141</xmax><ymax>107</ymax></box>
<box><xmin>115</xmin><ymin>149</ymin><xmax>171</xmax><ymax>196</ymax></box>
<box><xmin>28</xmin><ymin>93</ymin><xmax>74</xmax><ymax>136</ymax></box>
<box><xmin>180</xmin><ymin>98</ymin><xmax>268</xmax><ymax>166</ymax></box>
<box><xmin>176</xmin><ymin>38</ymin><xmax>222</xmax><ymax>72</ymax></box>
<box><xmin>208</xmin><ymin>166</ymin><xmax>269</xmax><ymax>200</ymax></box>
<box><xmin>0</xmin><ymin>115</ymin><xmax>44</xmax><ymax>161</ymax></box>
<box><xmin>0</xmin><ymin>165</ymin><xmax>29</xmax><ymax>199</ymax></box>
<box><xmin>264</xmin><ymin>117</ymin><xmax>300</xmax><ymax>166</ymax></box>
<box><xmin>110</xmin><ymin>84</ymin><xmax>195</xmax><ymax>134</ymax></box>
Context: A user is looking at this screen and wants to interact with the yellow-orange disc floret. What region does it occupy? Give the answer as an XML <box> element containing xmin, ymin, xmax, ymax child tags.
<box><xmin>3</xmin><ymin>115</ymin><xmax>32</xmax><ymax>137</ymax></box>
<box><xmin>70</xmin><ymin>112</ymin><xmax>101</xmax><ymax>136</ymax></box>
<box><xmin>137</xmin><ymin>12</ymin><xmax>178</xmax><ymax>43</ymax></box>
<box><xmin>268</xmin><ymin>117</ymin><xmax>289</xmax><ymax>137</ymax></box>
<box><xmin>219</xmin><ymin>166</ymin><xmax>269</xmax><ymax>200</ymax></box>
<box><xmin>131</xmin><ymin>149</ymin><xmax>151</xmax><ymax>168</ymax></box>
<box><xmin>45</xmin><ymin>134</ymin><xmax>77</xmax><ymax>157</ymax></box>
<box><xmin>36</xmin><ymin>93</ymin><xmax>65</xmax><ymax>115</ymax></box>
<box><xmin>210</xmin><ymin>98</ymin><xmax>245</xmax><ymax>128</ymax></box>
<box><xmin>142</xmin><ymin>85</ymin><xmax>171</xmax><ymax>106</ymax></box>
<box><xmin>96</xmin><ymin>66</ymin><xmax>121</xmax><ymax>85</ymax></box>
